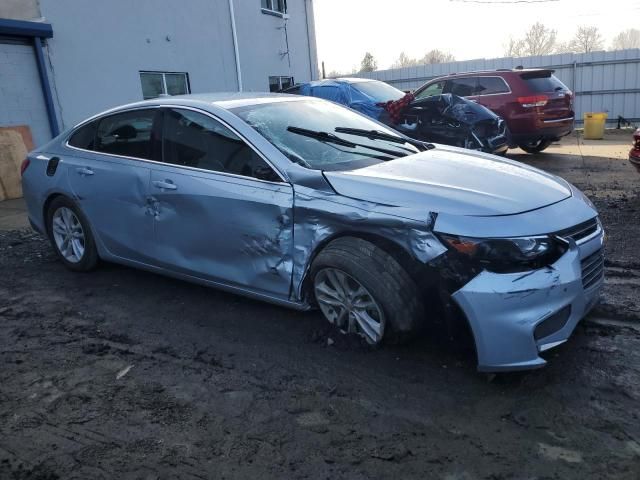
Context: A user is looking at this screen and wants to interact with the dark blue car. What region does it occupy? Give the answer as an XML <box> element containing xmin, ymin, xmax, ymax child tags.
<box><xmin>290</xmin><ymin>78</ymin><xmax>509</xmax><ymax>154</ymax></box>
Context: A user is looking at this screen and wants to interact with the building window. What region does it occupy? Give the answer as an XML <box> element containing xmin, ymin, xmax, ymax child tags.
<box><xmin>140</xmin><ymin>71</ymin><xmax>190</xmax><ymax>99</ymax></box>
<box><xmin>269</xmin><ymin>76</ymin><xmax>294</xmax><ymax>92</ymax></box>
<box><xmin>261</xmin><ymin>0</ymin><xmax>287</xmax><ymax>16</ymax></box>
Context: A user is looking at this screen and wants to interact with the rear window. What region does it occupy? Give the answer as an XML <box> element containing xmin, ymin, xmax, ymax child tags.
<box><xmin>520</xmin><ymin>72</ymin><xmax>568</xmax><ymax>93</ymax></box>
<box><xmin>353</xmin><ymin>81</ymin><xmax>405</xmax><ymax>102</ymax></box>
<box><xmin>68</xmin><ymin>121</ymin><xmax>98</xmax><ymax>150</ymax></box>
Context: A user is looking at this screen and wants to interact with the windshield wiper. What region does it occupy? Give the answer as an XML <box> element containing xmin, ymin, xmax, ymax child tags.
<box><xmin>334</xmin><ymin>127</ymin><xmax>407</xmax><ymax>144</ymax></box>
<box><xmin>335</xmin><ymin>127</ymin><xmax>435</xmax><ymax>151</ymax></box>
<box><xmin>287</xmin><ymin>126</ymin><xmax>356</xmax><ymax>148</ymax></box>
<box><xmin>287</xmin><ymin>126</ymin><xmax>408</xmax><ymax>158</ymax></box>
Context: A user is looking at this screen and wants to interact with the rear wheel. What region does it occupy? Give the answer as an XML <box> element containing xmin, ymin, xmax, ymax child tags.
<box><xmin>46</xmin><ymin>196</ymin><xmax>98</xmax><ymax>272</ymax></box>
<box><xmin>519</xmin><ymin>139</ymin><xmax>552</xmax><ymax>153</ymax></box>
<box><xmin>310</xmin><ymin>237</ymin><xmax>424</xmax><ymax>345</ymax></box>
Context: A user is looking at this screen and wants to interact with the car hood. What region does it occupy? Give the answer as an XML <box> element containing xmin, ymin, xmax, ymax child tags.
<box><xmin>323</xmin><ymin>147</ymin><xmax>572</xmax><ymax>216</ymax></box>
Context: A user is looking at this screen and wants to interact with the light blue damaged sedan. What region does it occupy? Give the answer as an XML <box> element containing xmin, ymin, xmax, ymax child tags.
<box><xmin>21</xmin><ymin>93</ymin><xmax>605</xmax><ymax>372</ymax></box>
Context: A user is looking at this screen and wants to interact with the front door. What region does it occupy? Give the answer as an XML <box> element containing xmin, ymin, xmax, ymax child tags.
<box><xmin>149</xmin><ymin>107</ymin><xmax>294</xmax><ymax>297</ymax></box>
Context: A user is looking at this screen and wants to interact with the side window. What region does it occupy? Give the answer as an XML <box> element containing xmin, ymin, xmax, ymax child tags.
<box><xmin>95</xmin><ymin>109</ymin><xmax>157</xmax><ymax>160</ymax></box>
<box><xmin>68</xmin><ymin>121</ymin><xmax>98</xmax><ymax>150</ymax></box>
<box><xmin>476</xmin><ymin>77</ymin><xmax>510</xmax><ymax>95</ymax></box>
<box><xmin>162</xmin><ymin>109</ymin><xmax>281</xmax><ymax>182</ymax></box>
<box><xmin>445</xmin><ymin>77</ymin><xmax>479</xmax><ymax>97</ymax></box>
<box><xmin>415</xmin><ymin>81</ymin><xmax>445</xmax><ymax>100</ymax></box>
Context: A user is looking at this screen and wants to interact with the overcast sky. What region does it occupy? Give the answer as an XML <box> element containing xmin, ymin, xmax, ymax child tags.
<box><xmin>313</xmin><ymin>0</ymin><xmax>640</xmax><ymax>73</ymax></box>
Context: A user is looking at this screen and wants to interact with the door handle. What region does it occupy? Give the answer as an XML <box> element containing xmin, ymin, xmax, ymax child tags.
<box><xmin>76</xmin><ymin>167</ymin><xmax>94</xmax><ymax>176</ymax></box>
<box><xmin>152</xmin><ymin>180</ymin><xmax>177</xmax><ymax>191</ymax></box>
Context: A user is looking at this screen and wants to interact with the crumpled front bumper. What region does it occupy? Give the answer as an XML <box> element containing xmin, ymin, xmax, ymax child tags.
<box><xmin>452</xmin><ymin>232</ymin><xmax>604</xmax><ymax>372</ymax></box>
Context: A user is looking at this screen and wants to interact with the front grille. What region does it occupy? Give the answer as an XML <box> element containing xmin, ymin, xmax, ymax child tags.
<box><xmin>556</xmin><ymin>217</ymin><xmax>599</xmax><ymax>243</ymax></box>
<box><xmin>581</xmin><ymin>249</ymin><xmax>604</xmax><ymax>290</ymax></box>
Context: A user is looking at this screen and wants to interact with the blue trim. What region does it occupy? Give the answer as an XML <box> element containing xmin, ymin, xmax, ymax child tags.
<box><xmin>33</xmin><ymin>37</ymin><xmax>59</xmax><ymax>137</ymax></box>
<box><xmin>0</xmin><ymin>18</ymin><xmax>53</xmax><ymax>38</ymax></box>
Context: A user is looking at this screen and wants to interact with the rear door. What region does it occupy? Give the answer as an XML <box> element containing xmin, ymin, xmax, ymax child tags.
<box><xmin>474</xmin><ymin>76</ymin><xmax>511</xmax><ymax>117</ymax></box>
<box><xmin>149</xmin><ymin>107</ymin><xmax>294</xmax><ymax>297</ymax></box>
<box><xmin>444</xmin><ymin>77</ymin><xmax>479</xmax><ymax>98</ymax></box>
<box><xmin>66</xmin><ymin>109</ymin><xmax>158</xmax><ymax>262</ymax></box>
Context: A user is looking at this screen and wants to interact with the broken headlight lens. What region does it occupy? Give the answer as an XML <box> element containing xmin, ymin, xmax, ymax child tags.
<box><xmin>438</xmin><ymin>234</ymin><xmax>568</xmax><ymax>273</ymax></box>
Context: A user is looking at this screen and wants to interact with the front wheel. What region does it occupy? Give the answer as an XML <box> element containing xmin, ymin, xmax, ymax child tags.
<box><xmin>46</xmin><ymin>196</ymin><xmax>98</xmax><ymax>272</ymax></box>
<box><xmin>310</xmin><ymin>237</ymin><xmax>424</xmax><ymax>345</ymax></box>
<box><xmin>519</xmin><ymin>139</ymin><xmax>552</xmax><ymax>153</ymax></box>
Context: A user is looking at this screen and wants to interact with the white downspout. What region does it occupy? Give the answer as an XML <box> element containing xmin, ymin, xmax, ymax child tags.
<box><xmin>228</xmin><ymin>0</ymin><xmax>243</xmax><ymax>91</ymax></box>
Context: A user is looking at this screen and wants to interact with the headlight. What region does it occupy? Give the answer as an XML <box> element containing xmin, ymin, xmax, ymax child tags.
<box><xmin>438</xmin><ymin>233</ymin><xmax>568</xmax><ymax>273</ymax></box>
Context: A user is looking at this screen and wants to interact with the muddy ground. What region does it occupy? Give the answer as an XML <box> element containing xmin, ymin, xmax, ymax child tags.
<box><xmin>1</xmin><ymin>133</ymin><xmax>639</xmax><ymax>479</ymax></box>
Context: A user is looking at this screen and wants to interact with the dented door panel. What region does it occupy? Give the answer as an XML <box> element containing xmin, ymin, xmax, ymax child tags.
<box><xmin>149</xmin><ymin>165</ymin><xmax>294</xmax><ymax>297</ymax></box>
<box><xmin>66</xmin><ymin>152</ymin><xmax>153</xmax><ymax>262</ymax></box>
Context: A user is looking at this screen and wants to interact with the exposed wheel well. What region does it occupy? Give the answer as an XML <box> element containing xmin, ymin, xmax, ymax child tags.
<box><xmin>302</xmin><ymin>232</ymin><xmax>477</xmax><ymax>355</ymax></box>
<box><xmin>301</xmin><ymin>232</ymin><xmax>439</xmax><ymax>305</ymax></box>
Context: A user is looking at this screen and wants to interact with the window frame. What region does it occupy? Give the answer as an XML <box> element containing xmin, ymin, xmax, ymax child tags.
<box><xmin>65</xmin><ymin>106</ymin><xmax>287</xmax><ymax>185</ymax></box>
<box><xmin>269</xmin><ymin>75</ymin><xmax>295</xmax><ymax>92</ymax></box>
<box><xmin>140</xmin><ymin>71</ymin><xmax>191</xmax><ymax>99</ymax></box>
<box><xmin>261</xmin><ymin>0</ymin><xmax>287</xmax><ymax>16</ymax></box>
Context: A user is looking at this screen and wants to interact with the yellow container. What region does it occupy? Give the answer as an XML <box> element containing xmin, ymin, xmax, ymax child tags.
<box><xmin>583</xmin><ymin>112</ymin><xmax>608</xmax><ymax>140</ymax></box>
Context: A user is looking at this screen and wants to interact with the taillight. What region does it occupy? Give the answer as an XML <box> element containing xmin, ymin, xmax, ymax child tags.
<box><xmin>20</xmin><ymin>158</ymin><xmax>31</xmax><ymax>176</ymax></box>
<box><xmin>517</xmin><ymin>95</ymin><xmax>548</xmax><ymax>108</ymax></box>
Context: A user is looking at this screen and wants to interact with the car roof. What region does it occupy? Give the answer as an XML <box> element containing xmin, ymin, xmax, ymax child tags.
<box><xmin>70</xmin><ymin>92</ymin><xmax>308</xmax><ymax>129</ymax></box>
<box><xmin>430</xmin><ymin>68</ymin><xmax>552</xmax><ymax>80</ymax></box>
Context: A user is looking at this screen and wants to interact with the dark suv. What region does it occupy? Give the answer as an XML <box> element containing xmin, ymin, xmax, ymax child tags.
<box><xmin>413</xmin><ymin>69</ymin><xmax>574</xmax><ymax>153</ymax></box>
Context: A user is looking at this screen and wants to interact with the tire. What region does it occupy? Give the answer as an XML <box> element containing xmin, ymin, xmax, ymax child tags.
<box><xmin>309</xmin><ymin>237</ymin><xmax>425</xmax><ymax>345</ymax></box>
<box><xmin>46</xmin><ymin>196</ymin><xmax>98</xmax><ymax>272</ymax></box>
<box><xmin>519</xmin><ymin>139</ymin><xmax>552</xmax><ymax>153</ymax></box>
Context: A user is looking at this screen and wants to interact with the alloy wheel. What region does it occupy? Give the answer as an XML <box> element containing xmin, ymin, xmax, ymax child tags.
<box><xmin>51</xmin><ymin>207</ymin><xmax>85</xmax><ymax>263</ymax></box>
<box><xmin>314</xmin><ymin>268</ymin><xmax>385</xmax><ymax>344</ymax></box>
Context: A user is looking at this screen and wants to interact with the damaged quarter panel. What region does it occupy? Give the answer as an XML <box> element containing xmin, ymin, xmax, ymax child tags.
<box><xmin>288</xmin><ymin>169</ymin><xmax>447</xmax><ymax>300</ymax></box>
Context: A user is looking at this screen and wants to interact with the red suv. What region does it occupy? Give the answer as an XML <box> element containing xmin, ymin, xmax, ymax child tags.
<box><xmin>413</xmin><ymin>69</ymin><xmax>574</xmax><ymax>153</ymax></box>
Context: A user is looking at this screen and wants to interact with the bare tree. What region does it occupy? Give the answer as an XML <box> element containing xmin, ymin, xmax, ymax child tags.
<box><xmin>392</xmin><ymin>52</ymin><xmax>418</xmax><ymax>68</ymax></box>
<box><xmin>360</xmin><ymin>52</ymin><xmax>377</xmax><ymax>73</ymax></box>
<box><xmin>420</xmin><ymin>49</ymin><xmax>456</xmax><ymax>65</ymax></box>
<box><xmin>523</xmin><ymin>22</ymin><xmax>558</xmax><ymax>56</ymax></box>
<box><xmin>567</xmin><ymin>26</ymin><xmax>604</xmax><ymax>53</ymax></box>
<box><xmin>504</xmin><ymin>37</ymin><xmax>526</xmax><ymax>57</ymax></box>
<box><xmin>611</xmin><ymin>28</ymin><xmax>640</xmax><ymax>50</ymax></box>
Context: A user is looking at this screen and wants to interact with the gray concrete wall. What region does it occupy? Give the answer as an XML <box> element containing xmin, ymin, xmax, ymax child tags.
<box><xmin>36</xmin><ymin>0</ymin><xmax>318</xmax><ymax>130</ymax></box>
<box><xmin>233</xmin><ymin>0</ymin><xmax>318</xmax><ymax>91</ymax></box>
<box><xmin>0</xmin><ymin>0</ymin><xmax>40</xmax><ymax>21</ymax></box>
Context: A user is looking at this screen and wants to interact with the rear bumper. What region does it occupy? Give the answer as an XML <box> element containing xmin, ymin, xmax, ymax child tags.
<box><xmin>451</xmin><ymin>226</ymin><xmax>605</xmax><ymax>372</ymax></box>
<box><xmin>508</xmin><ymin>117</ymin><xmax>574</xmax><ymax>146</ymax></box>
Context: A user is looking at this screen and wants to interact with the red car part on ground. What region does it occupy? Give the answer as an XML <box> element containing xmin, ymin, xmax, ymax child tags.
<box><xmin>630</xmin><ymin>128</ymin><xmax>640</xmax><ymax>173</ymax></box>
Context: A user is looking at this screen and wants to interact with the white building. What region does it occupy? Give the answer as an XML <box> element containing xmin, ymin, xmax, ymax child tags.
<box><xmin>0</xmin><ymin>0</ymin><xmax>318</xmax><ymax>146</ymax></box>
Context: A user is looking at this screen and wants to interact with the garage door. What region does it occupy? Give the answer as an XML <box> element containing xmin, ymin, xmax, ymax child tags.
<box><xmin>0</xmin><ymin>38</ymin><xmax>51</xmax><ymax>146</ymax></box>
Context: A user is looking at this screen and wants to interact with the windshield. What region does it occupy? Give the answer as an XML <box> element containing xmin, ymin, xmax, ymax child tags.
<box><xmin>231</xmin><ymin>98</ymin><xmax>420</xmax><ymax>171</ymax></box>
<box><xmin>353</xmin><ymin>81</ymin><xmax>405</xmax><ymax>102</ymax></box>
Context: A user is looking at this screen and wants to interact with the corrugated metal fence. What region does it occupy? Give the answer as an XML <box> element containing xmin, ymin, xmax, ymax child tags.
<box><xmin>352</xmin><ymin>49</ymin><xmax>640</xmax><ymax>125</ymax></box>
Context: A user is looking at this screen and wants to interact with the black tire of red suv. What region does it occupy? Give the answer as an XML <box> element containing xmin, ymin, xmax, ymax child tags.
<box><xmin>519</xmin><ymin>139</ymin><xmax>552</xmax><ymax>153</ymax></box>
